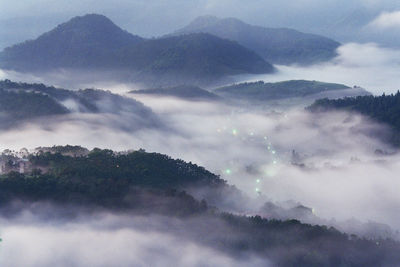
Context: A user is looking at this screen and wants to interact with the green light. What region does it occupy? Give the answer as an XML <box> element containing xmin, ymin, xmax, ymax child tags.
<box><xmin>256</xmin><ymin>179</ymin><xmax>261</xmax><ymax>183</ymax></box>
<box><xmin>225</xmin><ymin>169</ymin><xmax>232</xmax><ymax>175</ymax></box>
<box><xmin>232</xmin><ymin>129</ymin><xmax>238</xmax><ymax>135</ymax></box>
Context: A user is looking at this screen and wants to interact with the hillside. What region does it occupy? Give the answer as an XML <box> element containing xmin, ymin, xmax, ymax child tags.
<box><xmin>0</xmin><ymin>14</ymin><xmax>143</xmax><ymax>70</ymax></box>
<box><xmin>130</xmin><ymin>85</ymin><xmax>221</xmax><ymax>100</ymax></box>
<box><xmin>172</xmin><ymin>15</ymin><xmax>341</xmax><ymax>65</ymax></box>
<box><xmin>307</xmin><ymin>92</ymin><xmax>400</xmax><ymax>146</ymax></box>
<box><xmin>215</xmin><ymin>80</ymin><xmax>351</xmax><ymax>100</ymax></box>
<box><xmin>1</xmin><ymin>146</ymin><xmax>400</xmax><ymax>266</ymax></box>
<box><xmin>0</xmin><ymin>79</ymin><xmax>157</xmax><ymax>127</ymax></box>
<box><xmin>0</xmin><ymin>14</ymin><xmax>274</xmax><ymax>86</ymax></box>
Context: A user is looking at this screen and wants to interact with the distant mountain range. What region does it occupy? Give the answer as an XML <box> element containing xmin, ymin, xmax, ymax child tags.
<box><xmin>172</xmin><ymin>15</ymin><xmax>341</xmax><ymax>65</ymax></box>
<box><xmin>130</xmin><ymin>85</ymin><xmax>220</xmax><ymax>100</ymax></box>
<box><xmin>0</xmin><ymin>14</ymin><xmax>274</xmax><ymax>86</ymax></box>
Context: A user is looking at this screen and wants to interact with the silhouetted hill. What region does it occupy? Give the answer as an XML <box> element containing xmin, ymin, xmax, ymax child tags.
<box><xmin>172</xmin><ymin>15</ymin><xmax>341</xmax><ymax>65</ymax></box>
<box><xmin>0</xmin><ymin>79</ymin><xmax>157</xmax><ymax>128</ymax></box>
<box><xmin>215</xmin><ymin>80</ymin><xmax>351</xmax><ymax>100</ymax></box>
<box><xmin>0</xmin><ymin>14</ymin><xmax>143</xmax><ymax>70</ymax></box>
<box><xmin>0</xmin><ymin>14</ymin><xmax>274</xmax><ymax>86</ymax></box>
<box><xmin>130</xmin><ymin>85</ymin><xmax>221</xmax><ymax>100</ymax></box>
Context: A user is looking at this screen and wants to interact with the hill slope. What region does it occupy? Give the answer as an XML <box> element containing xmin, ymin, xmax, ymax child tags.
<box><xmin>1</xmin><ymin>146</ymin><xmax>400</xmax><ymax>266</ymax></box>
<box><xmin>130</xmin><ymin>85</ymin><xmax>220</xmax><ymax>100</ymax></box>
<box><xmin>173</xmin><ymin>15</ymin><xmax>341</xmax><ymax>65</ymax></box>
<box><xmin>0</xmin><ymin>14</ymin><xmax>144</xmax><ymax>70</ymax></box>
<box><xmin>0</xmin><ymin>14</ymin><xmax>274</xmax><ymax>85</ymax></box>
<box><xmin>0</xmin><ymin>79</ymin><xmax>157</xmax><ymax>128</ymax></box>
<box><xmin>215</xmin><ymin>80</ymin><xmax>351</xmax><ymax>100</ymax></box>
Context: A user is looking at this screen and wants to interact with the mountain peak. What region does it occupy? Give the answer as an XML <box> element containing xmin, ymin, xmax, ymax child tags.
<box><xmin>187</xmin><ymin>15</ymin><xmax>220</xmax><ymax>29</ymax></box>
<box><xmin>173</xmin><ymin>16</ymin><xmax>340</xmax><ymax>65</ymax></box>
<box><xmin>44</xmin><ymin>13</ymin><xmax>142</xmax><ymax>45</ymax></box>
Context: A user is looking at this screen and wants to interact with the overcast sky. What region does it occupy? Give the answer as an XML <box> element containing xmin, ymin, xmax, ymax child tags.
<box><xmin>1</xmin><ymin>0</ymin><xmax>400</xmax><ymax>49</ymax></box>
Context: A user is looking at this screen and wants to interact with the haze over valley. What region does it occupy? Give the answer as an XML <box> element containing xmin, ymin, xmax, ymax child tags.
<box><xmin>1</xmin><ymin>1</ymin><xmax>400</xmax><ymax>266</ymax></box>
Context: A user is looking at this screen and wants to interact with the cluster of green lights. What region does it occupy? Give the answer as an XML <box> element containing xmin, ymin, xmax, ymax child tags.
<box><xmin>216</xmin><ymin>125</ymin><xmax>283</xmax><ymax>196</ymax></box>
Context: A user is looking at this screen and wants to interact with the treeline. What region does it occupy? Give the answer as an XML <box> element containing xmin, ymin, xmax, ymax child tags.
<box><xmin>1</xmin><ymin>147</ymin><xmax>400</xmax><ymax>266</ymax></box>
<box><xmin>0</xmin><ymin>148</ymin><xmax>224</xmax><ymax>213</ymax></box>
<box><xmin>308</xmin><ymin>92</ymin><xmax>400</xmax><ymax>146</ymax></box>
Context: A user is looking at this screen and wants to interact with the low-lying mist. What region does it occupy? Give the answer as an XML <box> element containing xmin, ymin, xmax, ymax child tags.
<box><xmin>237</xmin><ymin>42</ymin><xmax>400</xmax><ymax>95</ymax></box>
<box><xmin>0</xmin><ymin>209</ymin><xmax>269</xmax><ymax>267</ymax></box>
<box><xmin>1</xmin><ymin>91</ymin><xmax>399</xmax><ymax>232</ymax></box>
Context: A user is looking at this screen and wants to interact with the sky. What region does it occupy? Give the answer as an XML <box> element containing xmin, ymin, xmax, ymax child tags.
<box><xmin>1</xmin><ymin>0</ymin><xmax>400</xmax><ymax>49</ymax></box>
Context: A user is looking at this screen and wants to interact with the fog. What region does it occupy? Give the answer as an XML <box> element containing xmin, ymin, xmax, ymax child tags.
<box><xmin>2</xmin><ymin>0</ymin><xmax>400</xmax><ymax>50</ymax></box>
<box><xmin>1</xmin><ymin>38</ymin><xmax>400</xmax><ymax>232</ymax></box>
<box><xmin>2</xmin><ymin>4</ymin><xmax>400</xmax><ymax>262</ymax></box>
<box><xmin>1</xmin><ymin>87</ymin><xmax>400</xmax><ymax>230</ymax></box>
<box><xmin>238</xmin><ymin>42</ymin><xmax>400</xmax><ymax>95</ymax></box>
<box><xmin>0</xmin><ymin>211</ymin><xmax>269</xmax><ymax>267</ymax></box>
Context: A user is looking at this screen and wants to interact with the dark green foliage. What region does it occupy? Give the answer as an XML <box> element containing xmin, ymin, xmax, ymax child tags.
<box><xmin>215</xmin><ymin>80</ymin><xmax>350</xmax><ymax>100</ymax></box>
<box><xmin>1</xmin><ymin>146</ymin><xmax>400</xmax><ymax>266</ymax></box>
<box><xmin>308</xmin><ymin>92</ymin><xmax>400</xmax><ymax>146</ymax></box>
<box><xmin>217</xmin><ymin>214</ymin><xmax>400</xmax><ymax>267</ymax></box>
<box><xmin>130</xmin><ymin>85</ymin><xmax>221</xmax><ymax>100</ymax></box>
<box><xmin>173</xmin><ymin>16</ymin><xmax>341</xmax><ymax>65</ymax></box>
<box><xmin>0</xmin><ymin>149</ymin><xmax>225</xmax><ymax>211</ymax></box>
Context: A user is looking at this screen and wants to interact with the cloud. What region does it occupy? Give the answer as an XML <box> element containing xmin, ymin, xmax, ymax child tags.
<box><xmin>0</xmin><ymin>212</ymin><xmax>269</xmax><ymax>267</ymax></box>
<box><xmin>369</xmin><ymin>10</ymin><xmax>400</xmax><ymax>29</ymax></box>
<box><xmin>1</xmin><ymin>90</ymin><xmax>400</xmax><ymax>229</ymax></box>
<box><xmin>239</xmin><ymin>43</ymin><xmax>400</xmax><ymax>94</ymax></box>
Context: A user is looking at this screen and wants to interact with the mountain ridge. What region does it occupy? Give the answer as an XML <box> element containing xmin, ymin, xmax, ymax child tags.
<box><xmin>172</xmin><ymin>15</ymin><xmax>341</xmax><ymax>65</ymax></box>
<box><xmin>0</xmin><ymin>14</ymin><xmax>275</xmax><ymax>86</ymax></box>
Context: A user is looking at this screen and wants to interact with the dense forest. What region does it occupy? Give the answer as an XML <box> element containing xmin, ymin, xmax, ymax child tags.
<box><xmin>308</xmin><ymin>92</ymin><xmax>400</xmax><ymax>146</ymax></box>
<box><xmin>0</xmin><ymin>148</ymin><xmax>227</xmax><ymax>212</ymax></box>
<box><xmin>1</xmin><ymin>147</ymin><xmax>400</xmax><ymax>266</ymax></box>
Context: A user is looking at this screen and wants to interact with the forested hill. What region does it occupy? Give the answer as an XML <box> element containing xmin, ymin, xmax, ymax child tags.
<box><xmin>0</xmin><ymin>147</ymin><xmax>230</xmax><ymax>211</ymax></box>
<box><xmin>308</xmin><ymin>92</ymin><xmax>400</xmax><ymax>146</ymax></box>
<box><xmin>0</xmin><ymin>79</ymin><xmax>158</xmax><ymax>128</ymax></box>
<box><xmin>215</xmin><ymin>80</ymin><xmax>351</xmax><ymax>100</ymax></box>
<box><xmin>0</xmin><ymin>14</ymin><xmax>274</xmax><ymax>86</ymax></box>
<box><xmin>130</xmin><ymin>85</ymin><xmax>221</xmax><ymax>100</ymax></box>
<box><xmin>1</xmin><ymin>146</ymin><xmax>400</xmax><ymax>266</ymax></box>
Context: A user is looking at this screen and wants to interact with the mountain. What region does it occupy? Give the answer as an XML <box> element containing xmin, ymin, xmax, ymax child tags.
<box><xmin>308</xmin><ymin>92</ymin><xmax>400</xmax><ymax>146</ymax></box>
<box><xmin>172</xmin><ymin>15</ymin><xmax>341</xmax><ymax>65</ymax></box>
<box><xmin>0</xmin><ymin>79</ymin><xmax>157</xmax><ymax>128</ymax></box>
<box><xmin>130</xmin><ymin>85</ymin><xmax>221</xmax><ymax>100</ymax></box>
<box><xmin>0</xmin><ymin>14</ymin><xmax>274</xmax><ymax>86</ymax></box>
<box><xmin>0</xmin><ymin>14</ymin><xmax>144</xmax><ymax>71</ymax></box>
<box><xmin>215</xmin><ymin>80</ymin><xmax>353</xmax><ymax>100</ymax></box>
